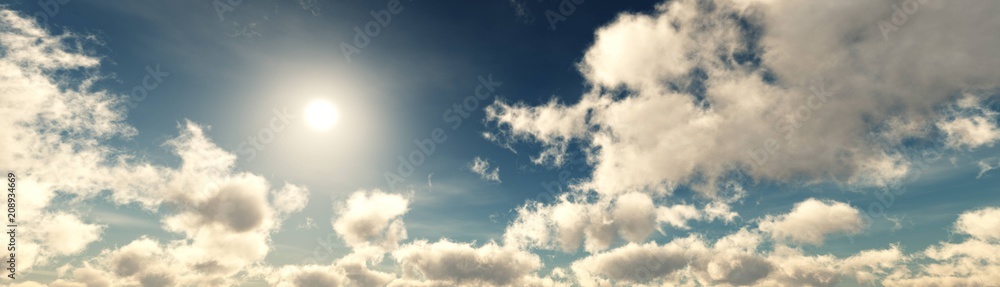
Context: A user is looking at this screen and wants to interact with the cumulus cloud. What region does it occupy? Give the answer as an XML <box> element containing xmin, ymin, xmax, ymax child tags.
<box><xmin>504</xmin><ymin>193</ymin><xmax>644</xmax><ymax>253</ymax></box>
<box><xmin>6</xmin><ymin>1</ymin><xmax>1000</xmax><ymax>286</ymax></box>
<box><xmin>504</xmin><ymin>191</ymin><xmax>737</xmax><ymax>253</ymax></box>
<box><xmin>333</xmin><ymin>190</ymin><xmax>410</xmax><ymax>251</ymax></box>
<box><xmin>266</xmin><ymin>252</ymin><xmax>397</xmax><ymax>287</ymax></box>
<box><xmin>938</xmin><ymin>95</ymin><xmax>1000</xmax><ymax>149</ymax></box>
<box><xmin>954</xmin><ymin>207</ymin><xmax>1000</xmax><ymax>242</ymax></box>
<box><xmin>0</xmin><ymin>10</ymin><xmax>312</xmax><ymax>283</ymax></box>
<box><xmin>274</xmin><ymin>183</ymin><xmax>310</xmax><ymax>216</ymax></box>
<box><xmin>655</xmin><ymin>204</ymin><xmax>700</xmax><ymax>230</ymax></box>
<box><xmin>392</xmin><ymin>240</ymin><xmax>543</xmax><ymax>286</ymax></box>
<box><xmin>571</xmin><ymin>228</ymin><xmax>905</xmax><ymax>287</ymax></box>
<box><xmin>571</xmin><ymin>237</ymin><xmax>703</xmax><ymax>286</ymax></box>
<box><xmin>0</xmin><ymin>9</ymin><xmax>129</xmax><ymax>270</ymax></box>
<box><xmin>758</xmin><ymin>198</ymin><xmax>865</xmax><ymax>245</ymax></box>
<box><xmin>31</xmin><ymin>213</ymin><xmax>103</xmax><ymax>258</ymax></box>
<box><xmin>36</xmin><ymin>121</ymin><xmax>313</xmax><ymax>286</ymax></box>
<box><xmin>485</xmin><ymin>0</ymin><xmax>1000</xmax><ymax>197</ymax></box>
<box><xmin>272</xmin><ymin>265</ymin><xmax>348</xmax><ymax>287</ymax></box>
<box><xmin>882</xmin><ymin>207</ymin><xmax>1000</xmax><ymax>287</ymax></box>
<box><xmin>469</xmin><ymin>156</ymin><xmax>501</xmax><ymax>183</ymax></box>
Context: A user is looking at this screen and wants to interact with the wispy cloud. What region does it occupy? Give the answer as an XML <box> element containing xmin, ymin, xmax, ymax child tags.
<box><xmin>469</xmin><ymin>156</ymin><xmax>501</xmax><ymax>183</ymax></box>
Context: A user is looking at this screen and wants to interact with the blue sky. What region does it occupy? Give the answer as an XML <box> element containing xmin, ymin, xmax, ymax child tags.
<box><xmin>2</xmin><ymin>0</ymin><xmax>1000</xmax><ymax>286</ymax></box>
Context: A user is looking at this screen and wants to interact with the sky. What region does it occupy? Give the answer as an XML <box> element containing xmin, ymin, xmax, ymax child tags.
<box><xmin>0</xmin><ymin>0</ymin><xmax>999</xmax><ymax>286</ymax></box>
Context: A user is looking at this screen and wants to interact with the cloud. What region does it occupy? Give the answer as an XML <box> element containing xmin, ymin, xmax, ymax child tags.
<box><xmin>504</xmin><ymin>191</ymin><xmax>734</xmax><ymax>253</ymax></box>
<box><xmin>758</xmin><ymin>244</ymin><xmax>905</xmax><ymax>287</ymax></box>
<box><xmin>655</xmin><ymin>203</ymin><xmax>700</xmax><ymax>230</ymax></box>
<box><xmin>392</xmin><ymin>240</ymin><xmax>543</xmax><ymax>286</ymax></box>
<box><xmin>65</xmin><ymin>121</ymin><xmax>312</xmax><ymax>285</ymax></box>
<box><xmin>882</xmin><ymin>207</ymin><xmax>1000</xmax><ymax>287</ymax></box>
<box><xmin>0</xmin><ymin>32</ymin><xmax>313</xmax><ymax>283</ymax></box>
<box><xmin>485</xmin><ymin>0</ymin><xmax>1000</xmax><ymax>198</ymax></box>
<box><xmin>469</xmin><ymin>156</ymin><xmax>502</xmax><ymax>183</ymax></box>
<box><xmin>184</xmin><ymin>176</ymin><xmax>273</xmax><ymax>233</ymax></box>
<box><xmin>507</xmin><ymin>0</ymin><xmax>534</xmax><ymax>24</ymax></box>
<box><xmin>333</xmin><ymin>190</ymin><xmax>410</xmax><ymax>251</ymax></box>
<box><xmin>5</xmin><ymin>2</ymin><xmax>1000</xmax><ymax>287</ymax></box>
<box><xmin>704</xmin><ymin>201</ymin><xmax>740</xmax><ymax>224</ymax></box>
<box><xmin>272</xmin><ymin>265</ymin><xmax>348</xmax><ymax>287</ymax></box>
<box><xmin>31</xmin><ymin>213</ymin><xmax>103</xmax><ymax>258</ymax></box>
<box><xmin>571</xmin><ymin>238</ymin><xmax>702</xmax><ymax>286</ymax></box>
<box><xmin>938</xmin><ymin>94</ymin><xmax>1000</xmax><ymax>149</ymax></box>
<box><xmin>274</xmin><ymin>183</ymin><xmax>310</xmax><ymax>216</ymax></box>
<box><xmin>0</xmin><ymin>8</ymin><xmax>137</xmax><ymax>271</ymax></box>
<box><xmin>976</xmin><ymin>157</ymin><xmax>1000</xmax><ymax>178</ymax></box>
<box><xmin>570</xmin><ymin>228</ymin><xmax>905</xmax><ymax>287</ymax></box>
<box><xmin>954</xmin><ymin>207</ymin><xmax>1000</xmax><ymax>241</ymax></box>
<box><xmin>61</xmin><ymin>267</ymin><xmax>112</xmax><ymax>287</ymax></box>
<box><xmin>758</xmin><ymin>198</ymin><xmax>865</xmax><ymax>245</ymax></box>
<box><xmin>504</xmin><ymin>193</ymin><xmax>642</xmax><ymax>253</ymax></box>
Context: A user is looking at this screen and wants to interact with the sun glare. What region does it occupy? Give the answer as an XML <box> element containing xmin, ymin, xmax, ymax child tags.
<box><xmin>304</xmin><ymin>99</ymin><xmax>338</xmax><ymax>131</ymax></box>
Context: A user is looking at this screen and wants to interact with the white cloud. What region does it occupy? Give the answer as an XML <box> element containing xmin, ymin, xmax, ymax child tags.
<box><xmin>758</xmin><ymin>198</ymin><xmax>865</xmax><ymax>245</ymax></box>
<box><xmin>655</xmin><ymin>204</ymin><xmax>700</xmax><ymax>230</ymax></box>
<box><xmin>882</xmin><ymin>207</ymin><xmax>1000</xmax><ymax>287</ymax></box>
<box><xmin>504</xmin><ymin>192</ymin><xmax>734</xmax><ymax>253</ymax></box>
<box><xmin>0</xmin><ymin>14</ymin><xmax>295</xmax><ymax>278</ymax></box>
<box><xmin>31</xmin><ymin>213</ymin><xmax>103</xmax><ymax>257</ymax></box>
<box><xmin>333</xmin><ymin>190</ymin><xmax>410</xmax><ymax>251</ymax></box>
<box><xmin>503</xmin><ymin>193</ymin><xmax>644</xmax><ymax>253</ymax></box>
<box><xmin>274</xmin><ymin>183</ymin><xmax>310</xmax><ymax>216</ymax></box>
<box><xmin>976</xmin><ymin>157</ymin><xmax>1000</xmax><ymax>178</ymax></box>
<box><xmin>24</xmin><ymin>115</ymin><xmax>309</xmax><ymax>286</ymax></box>
<box><xmin>6</xmin><ymin>2</ymin><xmax>1000</xmax><ymax>287</ymax></box>
<box><xmin>938</xmin><ymin>95</ymin><xmax>1000</xmax><ymax>149</ymax></box>
<box><xmin>392</xmin><ymin>240</ymin><xmax>543</xmax><ymax>286</ymax></box>
<box><xmin>613</xmin><ymin>192</ymin><xmax>658</xmax><ymax>242</ymax></box>
<box><xmin>954</xmin><ymin>207</ymin><xmax>1000</xmax><ymax>242</ymax></box>
<box><xmin>703</xmin><ymin>201</ymin><xmax>739</xmax><ymax>224</ymax></box>
<box><xmin>266</xmin><ymin>251</ymin><xmax>397</xmax><ymax>287</ymax></box>
<box><xmin>272</xmin><ymin>265</ymin><xmax>348</xmax><ymax>287</ymax></box>
<box><xmin>469</xmin><ymin>156</ymin><xmax>501</xmax><ymax>183</ymax></box>
<box><xmin>757</xmin><ymin>244</ymin><xmax>904</xmax><ymax>287</ymax></box>
<box><xmin>485</xmin><ymin>97</ymin><xmax>603</xmax><ymax>166</ymax></box>
<box><xmin>570</xmin><ymin>229</ymin><xmax>905</xmax><ymax>287</ymax></box>
<box><xmin>166</xmin><ymin>175</ymin><xmax>273</xmax><ymax>233</ymax></box>
<box><xmin>485</xmin><ymin>0</ymin><xmax>1000</xmax><ymax>198</ymax></box>
<box><xmin>0</xmin><ymin>8</ymin><xmax>132</xmax><ymax>271</ymax></box>
<box><xmin>571</xmin><ymin>237</ymin><xmax>703</xmax><ymax>286</ymax></box>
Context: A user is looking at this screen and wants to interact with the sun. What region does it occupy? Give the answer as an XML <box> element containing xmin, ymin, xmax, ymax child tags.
<box><xmin>304</xmin><ymin>99</ymin><xmax>338</xmax><ymax>131</ymax></box>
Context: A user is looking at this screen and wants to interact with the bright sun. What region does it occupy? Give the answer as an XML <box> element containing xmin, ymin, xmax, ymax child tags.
<box><xmin>304</xmin><ymin>99</ymin><xmax>338</xmax><ymax>131</ymax></box>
